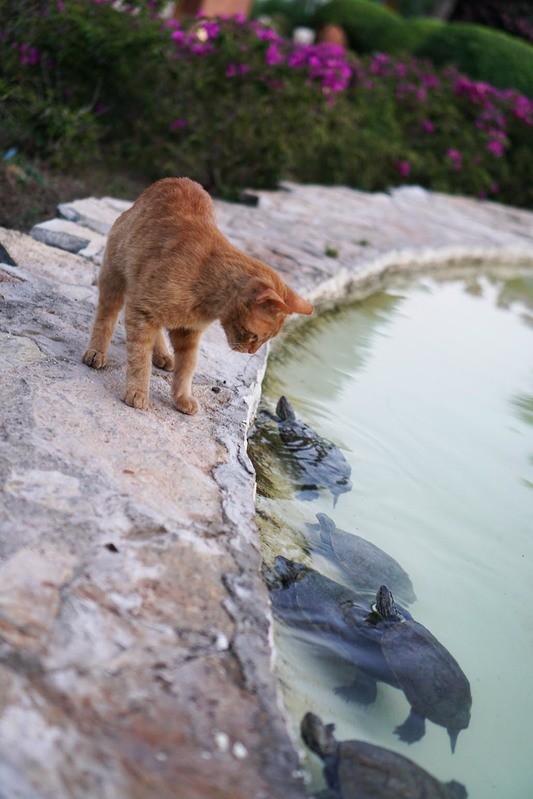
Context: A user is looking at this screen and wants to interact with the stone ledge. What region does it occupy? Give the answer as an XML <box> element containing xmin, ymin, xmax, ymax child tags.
<box><xmin>0</xmin><ymin>183</ymin><xmax>532</xmax><ymax>799</ymax></box>
<box><xmin>30</xmin><ymin>218</ymin><xmax>106</xmax><ymax>261</ymax></box>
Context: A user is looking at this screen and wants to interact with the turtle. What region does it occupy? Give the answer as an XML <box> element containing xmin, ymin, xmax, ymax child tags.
<box><xmin>265</xmin><ymin>557</ymin><xmax>471</xmax><ymax>751</ymax></box>
<box><xmin>265</xmin><ymin>557</ymin><xmax>410</xmax><ymax>707</ymax></box>
<box><xmin>306</xmin><ymin>512</ymin><xmax>416</xmax><ymax>605</ymax></box>
<box><xmin>267</xmin><ymin>395</ymin><xmax>352</xmax><ymax>505</ymax></box>
<box><xmin>300</xmin><ymin>711</ymin><xmax>468</xmax><ymax>799</ymax></box>
<box><xmin>370</xmin><ymin>585</ymin><xmax>471</xmax><ymax>753</ymax></box>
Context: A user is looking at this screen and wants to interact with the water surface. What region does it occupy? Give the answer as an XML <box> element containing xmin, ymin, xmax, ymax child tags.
<box><xmin>249</xmin><ymin>270</ymin><xmax>533</xmax><ymax>798</ymax></box>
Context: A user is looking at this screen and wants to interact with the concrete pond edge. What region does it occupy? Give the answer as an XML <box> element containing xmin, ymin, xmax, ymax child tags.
<box><xmin>0</xmin><ymin>182</ymin><xmax>532</xmax><ymax>799</ymax></box>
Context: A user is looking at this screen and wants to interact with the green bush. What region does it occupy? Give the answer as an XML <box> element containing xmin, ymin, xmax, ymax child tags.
<box><xmin>287</xmin><ymin>81</ymin><xmax>405</xmax><ymax>190</ymax></box>
<box><xmin>1</xmin><ymin>6</ymin><xmax>532</xmax><ymax>211</ymax></box>
<box><xmin>0</xmin><ymin>0</ymin><xmax>172</xmax><ymax>167</ymax></box>
<box><xmin>415</xmin><ymin>23</ymin><xmax>533</xmax><ymax>98</ymax></box>
<box><xmin>154</xmin><ymin>18</ymin><xmax>338</xmax><ymax>195</ymax></box>
<box><xmin>379</xmin><ymin>17</ymin><xmax>444</xmax><ymax>54</ymax></box>
<box><xmin>313</xmin><ymin>0</ymin><xmax>533</xmax><ymax>97</ymax></box>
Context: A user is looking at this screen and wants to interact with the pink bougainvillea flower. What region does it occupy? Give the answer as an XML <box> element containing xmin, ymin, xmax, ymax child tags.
<box><xmin>17</xmin><ymin>43</ymin><xmax>41</xmax><ymax>66</ymax></box>
<box><xmin>446</xmin><ymin>148</ymin><xmax>463</xmax><ymax>170</ymax></box>
<box><xmin>487</xmin><ymin>139</ymin><xmax>505</xmax><ymax>157</ymax></box>
<box><xmin>170</xmin><ymin>118</ymin><xmax>188</xmax><ymax>130</ymax></box>
<box><xmin>394</xmin><ymin>160</ymin><xmax>411</xmax><ymax>178</ymax></box>
<box><xmin>265</xmin><ymin>43</ymin><xmax>284</xmax><ymax>66</ymax></box>
<box><xmin>422</xmin><ymin>118</ymin><xmax>435</xmax><ymax>134</ymax></box>
<box><xmin>226</xmin><ymin>63</ymin><xmax>249</xmax><ymax>78</ymax></box>
<box><xmin>202</xmin><ymin>20</ymin><xmax>220</xmax><ymax>40</ymax></box>
<box><xmin>252</xmin><ymin>23</ymin><xmax>281</xmax><ymax>43</ymax></box>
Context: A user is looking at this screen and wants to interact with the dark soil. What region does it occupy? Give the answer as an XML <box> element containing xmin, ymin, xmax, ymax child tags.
<box><xmin>0</xmin><ymin>159</ymin><xmax>150</xmax><ymax>233</ymax></box>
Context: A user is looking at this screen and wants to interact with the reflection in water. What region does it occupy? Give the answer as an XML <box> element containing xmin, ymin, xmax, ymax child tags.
<box><xmin>511</xmin><ymin>391</ymin><xmax>533</xmax><ymax>429</ymax></box>
<box><xmin>249</xmin><ymin>272</ymin><xmax>533</xmax><ymax>799</ymax></box>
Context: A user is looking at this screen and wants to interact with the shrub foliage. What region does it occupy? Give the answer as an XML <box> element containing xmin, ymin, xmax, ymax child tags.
<box><xmin>0</xmin><ymin>0</ymin><xmax>532</xmax><ymax>210</ymax></box>
<box><xmin>313</xmin><ymin>0</ymin><xmax>533</xmax><ymax>98</ymax></box>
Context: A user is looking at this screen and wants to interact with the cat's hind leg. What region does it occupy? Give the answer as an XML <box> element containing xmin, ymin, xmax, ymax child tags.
<box><xmin>83</xmin><ymin>261</ymin><xmax>125</xmax><ymax>369</ymax></box>
<box><xmin>124</xmin><ymin>307</ymin><xmax>158</xmax><ymax>409</ymax></box>
<box><xmin>168</xmin><ymin>328</ymin><xmax>202</xmax><ymax>415</ymax></box>
<box><xmin>152</xmin><ymin>329</ymin><xmax>174</xmax><ymax>371</ymax></box>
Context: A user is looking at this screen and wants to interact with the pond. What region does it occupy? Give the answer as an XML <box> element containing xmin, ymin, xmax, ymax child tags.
<box><xmin>249</xmin><ymin>268</ymin><xmax>533</xmax><ymax>799</ymax></box>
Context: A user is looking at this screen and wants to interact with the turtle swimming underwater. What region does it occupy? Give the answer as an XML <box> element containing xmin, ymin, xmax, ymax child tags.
<box><xmin>269</xmin><ymin>396</ymin><xmax>352</xmax><ymax>505</ymax></box>
<box><xmin>306</xmin><ymin>513</ymin><xmax>416</xmax><ymax>605</ymax></box>
<box><xmin>301</xmin><ymin>711</ymin><xmax>468</xmax><ymax>799</ymax></box>
<box><xmin>266</xmin><ymin>557</ymin><xmax>471</xmax><ymax>751</ymax></box>
<box><xmin>370</xmin><ymin>585</ymin><xmax>471</xmax><ymax>752</ymax></box>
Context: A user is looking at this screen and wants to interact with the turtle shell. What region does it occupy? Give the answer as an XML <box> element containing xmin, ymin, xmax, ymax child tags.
<box><xmin>301</xmin><ymin>713</ymin><xmax>467</xmax><ymax>799</ymax></box>
<box><xmin>308</xmin><ymin>513</ymin><xmax>416</xmax><ymax>605</ymax></box>
<box><xmin>380</xmin><ymin>619</ymin><xmax>472</xmax><ymax>746</ymax></box>
<box><xmin>336</xmin><ymin>740</ymin><xmax>468</xmax><ymax>799</ymax></box>
<box><xmin>268</xmin><ymin>558</ymin><xmax>393</xmax><ymax>683</ymax></box>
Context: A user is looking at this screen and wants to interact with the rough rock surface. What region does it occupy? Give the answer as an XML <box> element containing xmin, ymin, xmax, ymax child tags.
<box><xmin>1</xmin><ymin>182</ymin><xmax>533</xmax><ymax>799</ymax></box>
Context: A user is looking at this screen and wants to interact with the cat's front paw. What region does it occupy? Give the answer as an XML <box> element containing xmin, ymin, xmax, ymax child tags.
<box><xmin>82</xmin><ymin>348</ymin><xmax>107</xmax><ymax>369</ymax></box>
<box><xmin>124</xmin><ymin>388</ymin><xmax>149</xmax><ymax>409</ymax></box>
<box><xmin>152</xmin><ymin>352</ymin><xmax>175</xmax><ymax>371</ymax></box>
<box><xmin>173</xmin><ymin>394</ymin><xmax>199</xmax><ymax>415</ymax></box>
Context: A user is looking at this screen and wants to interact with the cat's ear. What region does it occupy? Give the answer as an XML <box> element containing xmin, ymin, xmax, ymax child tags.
<box><xmin>284</xmin><ymin>288</ymin><xmax>314</xmax><ymax>316</ymax></box>
<box><xmin>246</xmin><ymin>279</ymin><xmax>290</xmax><ymax>314</ymax></box>
<box><xmin>254</xmin><ymin>286</ymin><xmax>292</xmax><ymax>314</ymax></box>
<box><xmin>247</xmin><ymin>279</ymin><xmax>313</xmax><ymax>316</ymax></box>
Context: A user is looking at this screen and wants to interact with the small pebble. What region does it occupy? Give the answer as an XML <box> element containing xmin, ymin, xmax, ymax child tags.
<box><xmin>214</xmin><ymin>732</ymin><xmax>229</xmax><ymax>752</ymax></box>
<box><xmin>214</xmin><ymin>632</ymin><xmax>229</xmax><ymax>651</ymax></box>
<box><xmin>232</xmin><ymin>742</ymin><xmax>247</xmax><ymax>759</ymax></box>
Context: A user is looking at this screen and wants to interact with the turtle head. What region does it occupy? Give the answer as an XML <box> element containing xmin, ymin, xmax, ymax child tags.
<box><xmin>316</xmin><ymin>513</ymin><xmax>336</xmax><ymax>537</ymax></box>
<box><xmin>301</xmin><ymin>712</ymin><xmax>337</xmax><ymax>759</ymax></box>
<box><xmin>446</xmin><ymin>780</ymin><xmax>468</xmax><ymax>799</ymax></box>
<box><xmin>375</xmin><ymin>585</ymin><xmax>405</xmax><ymax>622</ymax></box>
<box><xmin>276</xmin><ymin>395</ymin><xmax>296</xmax><ymax>422</ymax></box>
<box><xmin>271</xmin><ymin>555</ymin><xmax>308</xmax><ymax>587</ymax></box>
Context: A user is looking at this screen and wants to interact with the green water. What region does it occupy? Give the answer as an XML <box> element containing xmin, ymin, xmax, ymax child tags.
<box><xmin>249</xmin><ymin>270</ymin><xmax>533</xmax><ymax>798</ymax></box>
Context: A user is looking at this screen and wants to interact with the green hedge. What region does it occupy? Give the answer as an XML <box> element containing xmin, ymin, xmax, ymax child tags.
<box><xmin>415</xmin><ymin>23</ymin><xmax>533</xmax><ymax>98</ymax></box>
<box><xmin>379</xmin><ymin>17</ymin><xmax>444</xmax><ymax>54</ymax></box>
<box><xmin>313</xmin><ymin>0</ymin><xmax>533</xmax><ymax>96</ymax></box>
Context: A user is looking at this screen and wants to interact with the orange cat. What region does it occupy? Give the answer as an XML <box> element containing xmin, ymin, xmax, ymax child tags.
<box><xmin>82</xmin><ymin>177</ymin><xmax>313</xmax><ymax>414</ymax></box>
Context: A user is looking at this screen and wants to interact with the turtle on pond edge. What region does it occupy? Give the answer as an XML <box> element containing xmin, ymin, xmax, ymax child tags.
<box><xmin>300</xmin><ymin>712</ymin><xmax>468</xmax><ymax>799</ymax></box>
